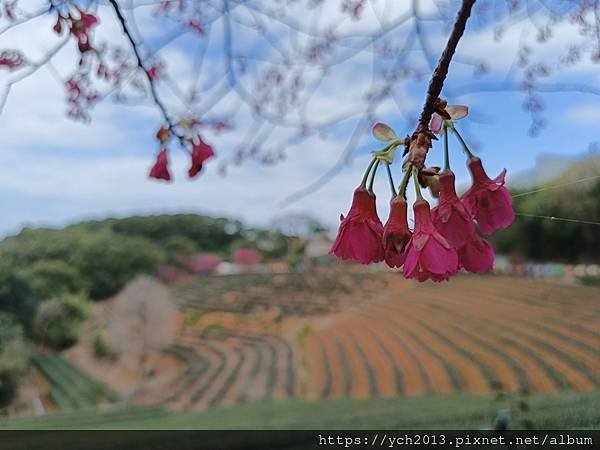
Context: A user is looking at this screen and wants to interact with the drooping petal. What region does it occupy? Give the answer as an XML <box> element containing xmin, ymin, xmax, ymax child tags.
<box><xmin>473</xmin><ymin>188</ymin><xmax>515</xmax><ymax>234</ymax></box>
<box><xmin>434</xmin><ymin>211</ymin><xmax>474</xmax><ymax>248</ymax></box>
<box><xmin>188</xmin><ymin>135</ymin><xmax>216</xmax><ymax>178</ymax></box>
<box><xmin>372</xmin><ymin>122</ymin><xmax>398</xmax><ymax>141</ymax></box>
<box><xmin>402</xmin><ymin>245</ymin><xmax>421</xmax><ymax>279</ymax></box>
<box><xmin>149</xmin><ymin>148</ymin><xmax>171</xmax><ymax>181</ymax></box>
<box><xmin>446</xmin><ymin>104</ymin><xmax>469</xmax><ymax>120</ymax></box>
<box><xmin>429</xmin><ymin>113</ymin><xmax>443</xmax><ymax>134</ymax></box>
<box><xmin>432</xmin><ymin>171</ymin><xmax>477</xmax><ymax>248</ymax></box>
<box><xmin>462</xmin><ymin>157</ymin><xmax>515</xmax><ymax>234</ymax></box>
<box><xmin>459</xmin><ymin>236</ymin><xmax>495</xmax><ymax>273</ymax></box>
<box><xmin>383</xmin><ymin>197</ymin><xmax>411</xmax><ymax>268</ymax></box>
<box><xmin>330</xmin><ymin>188</ymin><xmax>385</xmax><ymax>264</ymax></box>
<box><xmin>419</xmin><ymin>238</ymin><xmax>458</xmax><ymax>278</ymax></box>
<box><xmin>403</xmin><ymin>199</ymin><xmax>459</xmax><ymax>282</ymax></box>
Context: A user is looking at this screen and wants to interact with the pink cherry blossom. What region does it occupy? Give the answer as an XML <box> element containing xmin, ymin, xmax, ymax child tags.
<box><xmin>403</xmin><ymin>199</ymin><xmax>459</xmax><ymax>282</ymax></box>
<box><xmin>429</xmin><ymin>104</ymin><xmax>469</xmax><ymax>133</ymax></box>
<box><xmin>188</xmin><ymin>136</ymin><xmax>215</xmax><ymax>178</ymax></box>
<box><xmin>461</xmin><ymin>157</ymin><xmax>515</xmax><ymax>234</ymax></box>
<box><xmin>432</xmin><ymin>170</ymin><xmax>475</xmax><ymax>248</ymax></box>
<box><xmin>149</xmin><ymin>148</ymin><xmax>171</xmax><ymax>181</ymax></box>
<box><xmin>383</xmin><ymin>197</ymin><xmax>412</xmax><ymax>268</ymax></box>
<box><xmin>458</xmin><ymin>234</ymin><xmax>495</xmax><ymax>273</ymax></box>
<box><xmin>330</xmin><ymin>188</ymin><xmax>385</xmax><ymax>264</ymax></box>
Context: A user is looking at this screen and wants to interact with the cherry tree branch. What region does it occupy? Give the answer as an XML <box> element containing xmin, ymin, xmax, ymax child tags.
<box><xmin>414</xmin><ymin>0</ymin><xmax>476</xmax><ymax>135</ymax></box>
<box><xmin>107</xmin><ymin>0</ymin><xmax>183</xmax><ymax>139</ymax></box>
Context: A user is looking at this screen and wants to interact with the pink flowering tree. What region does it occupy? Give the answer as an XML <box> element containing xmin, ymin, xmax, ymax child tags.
<box><xmin>1</xmin><ymin>1</ymin><xmax>598</xmax><ymax>182</ymax></box>
<box><xmin>232</xmin><ymin>248</ymin><xmax>262</xmax><ymax>265</ymax></box>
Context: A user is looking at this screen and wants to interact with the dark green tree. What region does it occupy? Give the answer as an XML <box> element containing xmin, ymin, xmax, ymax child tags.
<box><xmin>33</xmin><ymin>294</ymin><xmax>89</xmax><ymax>350</ymax></box>
<box><xmin>0</xmin><ymin>312</ymin><xmax>29</xmax><ymax>406</ymax></box>
<box><xmin>0</xmin><ymin>262</ymin><xmax>38</xmax><ymax>332</ymax></box>
<box><xmin>70</xmin><ymin>232</ymin><xmax>166</xmax><ymax>299</ymax></box>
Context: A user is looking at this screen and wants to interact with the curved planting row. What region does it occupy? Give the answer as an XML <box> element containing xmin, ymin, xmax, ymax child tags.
<box><xmin>171</xmin><ymin>271</ymin><xmax>387</xmax><ymax>317</ymax></box>
<box><xmin>413</xmin><ymin>290</ymin><xmax>599</xmax><ymax>388</ymax></box>
<box><xmin>139</xmin><ymin>329</ymin><xmax>297</xmax><ymax>411</ymax></box>
<box><xmin>142</xmin><ymin>275</ymin><xmax>597</xmax><ymax>409</ymax></box>
<box><xmin>297</xmin><ymin>276</ymin><xmax>598</xmax><ymax>400</ymax></box>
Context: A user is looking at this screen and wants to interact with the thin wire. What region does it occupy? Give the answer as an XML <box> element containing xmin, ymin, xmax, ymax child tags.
<box><xmin>510</xmin><ymin>175</ymin><xmax>600</xmax><ymax>225</ymax></box>
<box><xmin>511</xmin><ymin>175</ymin><xmax>600</xmax><ymax>198</ymax></box>
<box><xmin>515</xmin><ymin>213</ymin><xmax>600</xmax><ymax>226</ymax></box>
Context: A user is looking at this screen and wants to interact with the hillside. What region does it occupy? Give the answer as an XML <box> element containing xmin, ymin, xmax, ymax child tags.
<box><xmin>0</xmin><ymin>214</ymin><xmax>295</xmax><ymax>410</ymax></box>
<box><xmin>493</xmin><ymin>154</ymin><xmax>600</xmax><ymax>263</ymax></box>
<box><xmin>0</xmin><ymin>214</ymin><xmax>292</xmax><ymax>300</ymax></box>
<box><xmin>30</xmin><ymin>271</ymin><xmax>595</xmax><ymax>418</ymax></box>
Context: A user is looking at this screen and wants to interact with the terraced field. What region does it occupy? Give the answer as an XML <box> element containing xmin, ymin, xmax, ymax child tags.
<box><xmin>130</xmin><ymin>272</ymin><xmax>599</xmax><ymax>411</ymax></box>
<box><xmin>171</xmin><ymin>270</ymin><xmax>387</xmax><ymax>316</ymax></box>
<box><xmin>302</xmin><ymin>276</ymin><xmax>599</xmax><ymax>400</ymax></box>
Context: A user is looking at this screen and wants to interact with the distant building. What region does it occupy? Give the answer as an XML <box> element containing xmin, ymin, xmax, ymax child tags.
<box><xmin>215</xmin><ymin>262</ymin><xmax>243</xmax><ymax>275</ymax></box>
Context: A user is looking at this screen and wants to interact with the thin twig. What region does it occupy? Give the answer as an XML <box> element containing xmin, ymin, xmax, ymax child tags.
<box><xmin>108</xmin><ymin>0</ymin><xmax>184</xmax><ymax>140</ymax></box>
<box><xmin>414</xmin><ymin>0</ymin><xmax>476</xmax><ymax>134</ymax></box>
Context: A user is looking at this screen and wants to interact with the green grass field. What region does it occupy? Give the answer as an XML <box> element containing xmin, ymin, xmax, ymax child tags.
<box><xmin>1</xmin><ymin>389</ymin><xmax>598</xmax><ymax>430</ymax></box>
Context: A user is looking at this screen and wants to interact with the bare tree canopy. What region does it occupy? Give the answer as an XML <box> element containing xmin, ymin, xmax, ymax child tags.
<box><xmin>1</xmin><ymin>1</ymin><xmax>598</xmax><ymax>174</ymax></box>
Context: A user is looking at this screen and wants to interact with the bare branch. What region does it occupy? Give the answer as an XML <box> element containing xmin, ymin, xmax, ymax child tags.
<box><xmin>107</xmin><ymin>0</ymin><xmax>183</xmax><ymax>139</ymax></box>
<box><xmin>415</xmin><ymin>0</ymin><xmax>476</xmax><ymax>134</ymax></box>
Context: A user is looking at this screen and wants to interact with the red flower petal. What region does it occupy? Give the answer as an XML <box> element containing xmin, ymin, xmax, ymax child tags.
<box><xmin>188</xmin><ymin>136</ymin><xmax>216</xmax><ymax>178</ymax></box>
<box><xmin>330</xmin><ymin>188</ymin><xmax>384</xmax><ymax>264</ymax></box>
<box><xmin>149</xmin><ymin>148</ymin><xmax>171</xmax><ymax>181</ymax></box>
<box><xmin>461</xmin><ymin>157</ymin><xmax>515</xmax><ymax>234</ymax></box>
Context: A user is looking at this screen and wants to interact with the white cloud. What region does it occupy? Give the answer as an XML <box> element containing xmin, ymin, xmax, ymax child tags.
<box><xmin>564</xmin><ymin>104</ymin><xmax>600</xmax><ymax>124</ymax></box>
<box><xmin>0</xmin><ymin>0</ymin><xmax>597</xmax><ymax>239</ymax></box>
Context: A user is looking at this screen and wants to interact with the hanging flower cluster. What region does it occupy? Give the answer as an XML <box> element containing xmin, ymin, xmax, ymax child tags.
<box><xmin>149</xmin><ymin>121</ymin><xmax>216</xmax><ymax>182</ymax></box>
<box><xmin>330</xmin><ymin>100</ymin><xmax>515</xmax><ymax>282</ymax></box>
<box><xmin>53</xmin><ymin>7</ymin><xmax>99</xmax><ymax>55</ymax></box>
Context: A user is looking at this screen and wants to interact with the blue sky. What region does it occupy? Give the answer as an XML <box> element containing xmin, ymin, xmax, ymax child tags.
<box><xmin>0</xmin><ymin>0</ymin><xmax>598</xmax><ymax>237</ymax></box>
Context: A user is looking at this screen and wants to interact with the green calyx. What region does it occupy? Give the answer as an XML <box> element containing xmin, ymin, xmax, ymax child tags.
<box><xmin>371</xmin><ymin>139</ymin><xmax>405</xmax><ymax>164</ymax></box>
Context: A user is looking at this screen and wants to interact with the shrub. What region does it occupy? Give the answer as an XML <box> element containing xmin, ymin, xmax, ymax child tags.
<box><xmin>92</xmin><ymin>333</ymin><xmax>118</xmax><ymax>360</ymax></box>
<box><xmin>70</xmin><ymin>232</ymin><xmax>166</xmax><ymax>299</ymax></box>
<box><xmin>23</xmin><ymin>259</ymin><xmax>85</xmax><ymax>300</ymax></box>
<box><xmin>0</xmin><ymin>313</ymin><xmax>29</xmax><ymax>406</ymax></box>
<box><xmin>34</xmin><ymin>295</ymin><xmax>89</xmax><ymax>350</ymax></box>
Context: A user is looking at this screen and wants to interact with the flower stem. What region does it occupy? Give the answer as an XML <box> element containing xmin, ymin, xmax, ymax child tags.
<box><xmin>452</xmin><ymin>127</ymin><xmax>474</xmax><ymax>158</ymax></box>
<box><xmin>412</xmin><ymin>166</ymin><xmax>423</xmax><ymax>200</ymax></box>
<box><xmin>385</xmin><ymin>163</ymin><xmax>397</xmax><ymax>197</ymax></box>
<box><xmin>398</xmin><ymin>167</ymin><xmax>412</xmax><ymax>200</ymax></box>
<box><xmin>368</xmin><ymin>160</ymin><xmax>381</xmax><ymax>192</ymax></box>
<box><xmin>360</xmin><ymin>158</ymin><xmax>378</xmax><ymax>188</ymax></box>
<box><xmin>443</xmin><ymin>125</ymin><xmax>451</xmax><ymax>172</ymax></box>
